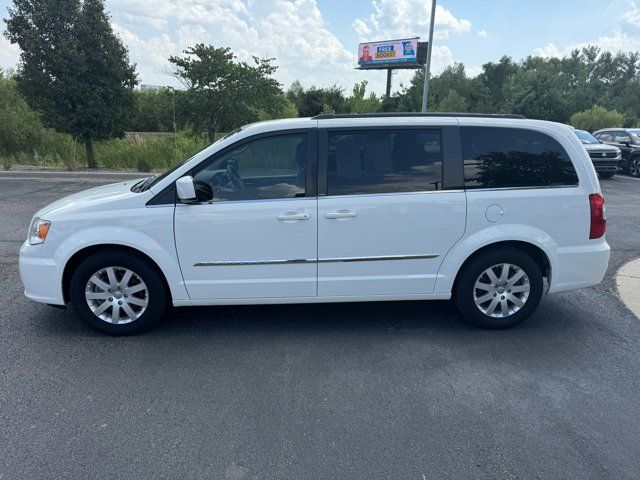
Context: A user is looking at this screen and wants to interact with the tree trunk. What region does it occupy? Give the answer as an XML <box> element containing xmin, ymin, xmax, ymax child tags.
<box><xmin>84</xmin><ymin>138</ymin><xmax>97</xmax><ymax>169</ymax></box>
<box><xmin>207</xmin><ymin>124</ymin><xmax>216</xmax><ymax>144</ymax></box>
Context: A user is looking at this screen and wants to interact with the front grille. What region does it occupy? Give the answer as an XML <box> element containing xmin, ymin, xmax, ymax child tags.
<box><xmin>589</xmin><ymin>151</ymin><xmax>618</xmax><ymax>159</ymax></box>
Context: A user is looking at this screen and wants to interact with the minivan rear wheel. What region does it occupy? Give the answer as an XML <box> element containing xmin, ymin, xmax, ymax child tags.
<box><xmin>455</xmin><ymin>247</ymin><xmax>543</xmax><ymax>329</ymax></box>
<box><xmin>69</xmin><ymin>252</ymin><xmax>168</xmax><ymax>335</ymax></box>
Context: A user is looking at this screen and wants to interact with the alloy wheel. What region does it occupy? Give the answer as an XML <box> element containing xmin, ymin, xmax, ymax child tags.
<box><xmin>473</xmin><ymin>263</ymin><xmax>530</xmax><ymax>318</ymax></box>
<box><xmin>630</xmin><ymin>158</ymin><xmax>640</xmax><ymax>177</ymax></box>
<box><xmin>84</xmin><ymin>266</ymin><xmax>149</xmax><ymax>324</ymax></box>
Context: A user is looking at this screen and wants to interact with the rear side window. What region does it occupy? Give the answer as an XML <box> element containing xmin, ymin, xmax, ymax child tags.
<box><xmin>327</xmin><ymin>129</ymin><xmax>443</xmax><ymax>195</ymax></box>
<box><xmin>461</xmin><ymin>127</ymin><xmax>578</xmax><ymax>189</ymax></box>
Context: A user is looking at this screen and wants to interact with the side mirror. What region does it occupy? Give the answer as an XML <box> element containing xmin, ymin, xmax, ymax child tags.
<box><xmin>620</xmin><ymin>140</ymin><xmax>631</xmax><ymax>146</ymax></box>
<box><xmin>176</xmin><ymin>176</ymin><xmax>197</xmax><ymax>203</ymax></box>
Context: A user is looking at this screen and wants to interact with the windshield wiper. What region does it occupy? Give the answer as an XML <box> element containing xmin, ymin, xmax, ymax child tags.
<box><xmin>131</xmin><ymin>175</ymin><xmax>157</xmax><ymax>193</ymax></box>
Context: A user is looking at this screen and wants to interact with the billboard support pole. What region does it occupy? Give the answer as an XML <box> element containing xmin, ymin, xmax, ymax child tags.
<box><xmin>385</xmin><ymin>68</ymin><xmax>392</xmax><ymax>99</ymax></box>
<box><xmin>421</xmin><ymin>0</ymin><xmax>437</xmax><ymax>112</ymax></box>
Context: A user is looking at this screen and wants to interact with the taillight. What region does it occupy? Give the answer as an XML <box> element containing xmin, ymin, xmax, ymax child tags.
<box><xmin>589</xmin><ymin>193</ymin><xmax>606</xmax><ymax>239</ymax></box>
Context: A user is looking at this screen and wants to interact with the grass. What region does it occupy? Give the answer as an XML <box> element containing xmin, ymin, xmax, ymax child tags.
<box><xmin>1</xmin><ymin>131</ymin><xmax>209</xmax><ymax>172</ymax></box>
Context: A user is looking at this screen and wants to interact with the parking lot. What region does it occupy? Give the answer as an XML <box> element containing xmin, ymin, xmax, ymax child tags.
<box><xmin>1</xmin><ymin>172</ymin><xmax>639</xmax><ymax>479</ymax></box>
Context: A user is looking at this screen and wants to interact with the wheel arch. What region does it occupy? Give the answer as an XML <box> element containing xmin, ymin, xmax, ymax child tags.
<box><xmin>62</xmin><ymin>244</ymin><xmax>172</xmax><ymax>304</ymax></box>
<box><xmin>450</xmin><ymin>240</ymin><xmax>551</xmax><ymax>298</ymax></box>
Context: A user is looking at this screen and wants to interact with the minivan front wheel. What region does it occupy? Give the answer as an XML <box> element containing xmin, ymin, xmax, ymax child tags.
<box><xmin>70</xmin><ymin>252</ymin><xmax>168</xmax><ymax>334</ymax></box>
<box><xmin>455</xmin><ymin>247</ymin><xmax>543</xmax><ymax>329</ymax></box>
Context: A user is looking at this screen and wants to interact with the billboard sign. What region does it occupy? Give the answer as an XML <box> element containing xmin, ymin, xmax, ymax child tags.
<box><xmin>357</xmin><ymin>38</ymin><xmax>419</xmax><ymax>68</ymax></box>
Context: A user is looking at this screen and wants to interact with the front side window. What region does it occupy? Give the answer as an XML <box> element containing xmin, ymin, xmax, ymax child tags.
<box><xmin>327</xmin><ymin>129</ymin><xmax>443</xmax><ymax>196</ymax></box>
<box><xmin>614</xmin><ymin>132</ymin><xmax>631</xmax><ymax>143</ymax></box>
<box><xmin>630</xmin><ymin>132</ymin><xmax>640</xmax><ymax>144</ymax></box>
<box><xmin>461</xmin><ymin>127</ymin><xmax>578</xmax><ymax>189</ymax></box>
<box><xmin>193</xmin><ymin>133</ymin><xmax>308</xmax><ymax>202</ymax></box>
<box><xmin>595</xmin><ymin>132</ymin><xmax>612</xmax><ymax>142</ymax></box>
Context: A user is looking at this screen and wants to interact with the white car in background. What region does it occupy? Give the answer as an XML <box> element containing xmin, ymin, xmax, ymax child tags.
<box><xmin>20</xmin><ymin>113</ymin><xmax>610</xmax><ymax>334</ymax></box>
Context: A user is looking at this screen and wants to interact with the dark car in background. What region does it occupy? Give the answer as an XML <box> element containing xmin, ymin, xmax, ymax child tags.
<box><xmin>593</xmin><ymin>128</ymin><xmax>640</xmax><ymax>177</ymax></box>
<box><xmin>574</xmin><ymin>129</ymin><xmax>621</xmax><ymax>178</ymax></box>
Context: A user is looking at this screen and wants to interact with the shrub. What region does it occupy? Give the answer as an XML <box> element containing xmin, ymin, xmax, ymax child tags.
<box><xmin>93</xmin><ymin>132</ymin><xmax>207</xmax><ymax>171</ymax></box>
<box><xmin>570</xmin><ymin>105</ymin><xmax>626</xmax><ymax>132</ymax></box>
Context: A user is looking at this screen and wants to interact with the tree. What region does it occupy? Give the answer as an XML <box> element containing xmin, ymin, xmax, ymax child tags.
<box><xmin>286</xmin><ymin>80</ymin><xmax>304</xmax><ymax>106</ymax></box>
<box><xmin>169</xmin><ymin>44</ymin><xmax>283</xmax><ymax>141</ymax></box>
<box><xmin>348</xmin><ymin>81</ymin><xmax>380</xmax><ymax>113</ymax></box>
<box><xmin>4</xmin><ymin>0</ymin><xmax>138</xmax><ymax>167</ymax></box>
<box><xmin>127</xmin><ymin>88</ymin><xmax>179</xmax><ymax>132</ymax></box>
<box><xmin>570</xmin><ymin>105</ymin><xmax>626</xmax><ymax>132</ymax></box>
<box><xmin>0</xmin><ymin>70</ymin><xmax>45</xmax><ymax>157</ymax></box>
<box><xmin>293</xmin><ymin>85</ymin><xmax>349</xmax><ymax>117</ymax></box>
<box><xmin>437</xmin><ymin>90</ymin><xmax>469</xmax><ymax>112</ymax></box>
<box><xmin>475</xmin><ymin>56</ymin><xmax>519</xmax><ymax>111</ymax></box>
<box><xmin>504</xmin><ymin>58</ymin><xmax>570</xmax><ymax>122</ymax></box>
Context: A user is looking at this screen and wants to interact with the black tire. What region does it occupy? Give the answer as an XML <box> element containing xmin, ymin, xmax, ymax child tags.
<box><xmin>69</xmin><ymin>251</ymin><xmax>168</xmax><ymax>335</ymax></box>
<box><xmin>455</xmin><ymin>247</ymin><xmax>544</xmax><ymax>329</ymax></box>
<box><xmin>629</xmin><ymin>157</ymin><xmax>640</xmax><ymax>177</ymax></box>
<box><xmin>598</xmin><ymin>171</ymin><xmax>615</xmax><ymax>179</ymax></box>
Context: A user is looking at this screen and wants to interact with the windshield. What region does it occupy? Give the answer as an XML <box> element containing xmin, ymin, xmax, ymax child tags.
<box><xmin>575</xmin><ymin>129</ymin><xmax>600</xmax><ymax>145</ymax></box>
<box><xmin>140</xmin><ymin>128</ymin><xmax>245</xmax><ymax>192</ymax></box>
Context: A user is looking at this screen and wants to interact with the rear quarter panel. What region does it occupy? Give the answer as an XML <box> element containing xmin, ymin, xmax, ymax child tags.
<box><xmin>434</xmin><ymin>119</ymin><xmax>604</xmax><ymax>294</ymax></box>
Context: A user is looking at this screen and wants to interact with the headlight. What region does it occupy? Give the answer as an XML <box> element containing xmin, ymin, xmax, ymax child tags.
<box><xmin>29</xmin><ymin>218</ymin><xmax>51</xmax><ymax>245</ymax></box>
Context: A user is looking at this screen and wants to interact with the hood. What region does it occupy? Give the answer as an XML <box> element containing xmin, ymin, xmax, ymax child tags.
<box><xmin>583</xmin><ymin>143</ymin><xmax>619</xmax><ymax>152</ymax></box>
<box><xmin>36</xmin><ymin>178</ymin><xmax>149</xmax><ymax>219</ymax></box>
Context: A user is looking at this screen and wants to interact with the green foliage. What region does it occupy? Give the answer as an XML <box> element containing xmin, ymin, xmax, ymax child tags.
<box><xmin>286</xmin><ymin>80</ymin><xmax>304</xmax><ymax>106</ymax></box>
<box><xmin>504</xmin><ymin>61</ymin><xmax>569</xmax><ymax>122</ymax></box>
<box><xmin>385</xmin><ymin>46</ymin><xmax>640</xmax><ymax>125</ymax></box>
<box><xmin>570</xmin><ymin>105</ymin><xmax>626</xmax><ymax>132</ymax></box>
<box><xmin>348</xmin><ymin>81</ymin><xmax>381</xmax><ymax>114</ymax></box>
<box><xmin>169</xmin><ymin>44</ymin><xmax>283</xmax><ymax>141</ymax></box>
<box><xmin>437</xmin><ymin>90</ymin><xmax>469</xmax><ymax>112</ymax></box>
<box><xmin>5</xmin><ymin>0</ymin><xmax>138</xmax><ymax>167</ymax></box>
<box><xmin>0</xmin><ymin>70</ymin><xmax>43</xmax><ymax>156</ymax></box>
<box><xmin>256</xmin><ymin>95</ymin><xmax>298</xmax><ymax>121</ymax></box>
<box><xmin>127</xmin><ymin>88</ymin><xmax>179</xmax><ymax>132</ymax></box>
<box><xmin>1</xmin><ymin>71</ymin><xmax>205</xmax><ymax>171</ymax></box>
<box><xmin>94</xmin><ymin>133</ymin><xmax>206</xmax><ymax>171</ymax></box>
<box><xmin>292</xmin><ymin>84</ymin><xmax>349</xmax><ymax>117</ymax></box>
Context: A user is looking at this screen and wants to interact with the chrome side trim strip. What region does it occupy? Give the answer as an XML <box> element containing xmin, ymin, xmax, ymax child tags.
<box><xmin>320</xmin><ymin>254</ymin><xmax>439</xmax><ymax>263</ymax></box>
<box><xmin>194</xmin><ymin>259</ymin><xmax>312</xmax><ymax>267</ymax></box>
<box><xmin>194</xmin><ymin>254</ymin><xmax>439</xmax><ymax>267</ymax></box>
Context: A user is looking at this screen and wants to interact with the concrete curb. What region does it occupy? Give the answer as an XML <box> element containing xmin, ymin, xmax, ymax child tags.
<box><xmin>616</xmin><ymin>258</ymin><xmax>640</xmax><ymax>319</ymax></box>
<box><xmin>0</xmin><ymin>170</ymin><xmax>150</xmax><ymax>180</ymax></box>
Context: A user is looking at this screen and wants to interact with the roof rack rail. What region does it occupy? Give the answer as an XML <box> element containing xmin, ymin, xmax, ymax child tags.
<box><xmin>312</xmin><ymin>112</ymin><xmax>526</xmax><ymax>120</ymax></box>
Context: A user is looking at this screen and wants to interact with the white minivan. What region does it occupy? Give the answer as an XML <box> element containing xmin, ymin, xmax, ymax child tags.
<box><xmin>19</xmin><ymin>113</ymin><xmax>610</xmax><ymax>334</ymax></box>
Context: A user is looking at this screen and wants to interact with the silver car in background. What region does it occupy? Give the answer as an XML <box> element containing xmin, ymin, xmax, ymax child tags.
<box><xmin>574</xmin><ymin>129</ymin><xmax>621</xmax><ymax>179</ymax></box>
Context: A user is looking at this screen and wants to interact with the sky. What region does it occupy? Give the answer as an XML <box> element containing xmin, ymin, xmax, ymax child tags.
<box><xmin>1</xmin><ymin>0</ymin><xmax>640</xmax><ymax>96</ymax></box>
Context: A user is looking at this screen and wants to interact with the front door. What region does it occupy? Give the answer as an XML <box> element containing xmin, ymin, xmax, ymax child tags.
<box><xmin>612</xmin><ymin>131</ymin><xmax>633</xmax><ymax>160</ymax></box>
<box><xmin>317</xmin><ymin>127</ymin><xmax>466</xmax><ymax>297</ymax></box>
<box><xmin>174</xmin><ymin>131</ymin><xmax>318</xmax><ymax>300</ymax></box>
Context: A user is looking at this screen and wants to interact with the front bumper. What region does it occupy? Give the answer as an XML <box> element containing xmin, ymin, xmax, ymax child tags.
<box><xmin>19</xmin><ymin>241</ymin><xmax>65</xmax><ymax>305</ymax></box>
<box><xmin>591</xmin><ymin>159</ymin><xmax>621</xmax><ymax>173</ymax></box>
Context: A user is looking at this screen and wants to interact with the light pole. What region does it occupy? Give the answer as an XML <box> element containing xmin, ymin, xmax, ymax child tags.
<box><xmin>421</xmin><ymin>0</ymin><xmax>437</xmax><ymax>112</ymax></box>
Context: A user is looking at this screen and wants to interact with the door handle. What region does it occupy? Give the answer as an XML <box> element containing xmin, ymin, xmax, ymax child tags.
<box><xmin>277</xmin><ymin>212</ymin><xmax>310</xmax><ymax>221</ymax></box>
<box><xmin>325</xmin><ymin>210</ymin><xmax>358</xmax><ymax>219</ymax></box>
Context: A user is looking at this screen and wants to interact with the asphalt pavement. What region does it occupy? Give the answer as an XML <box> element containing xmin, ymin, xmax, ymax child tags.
<box><xmin>1</xmin><ymin>172</ymin><xmax>639</xmax><ymax>479</ymax></box>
